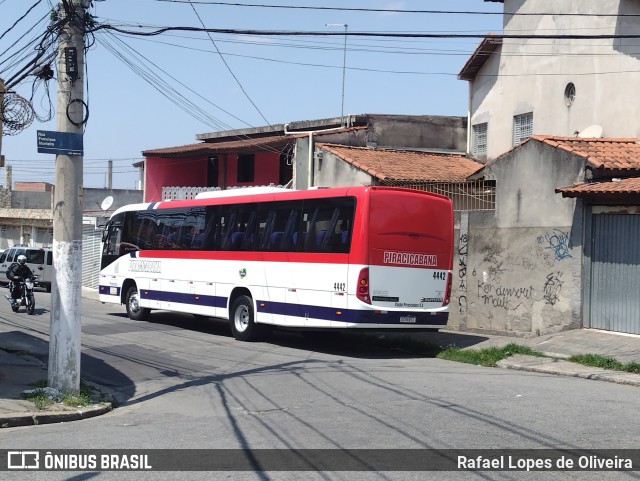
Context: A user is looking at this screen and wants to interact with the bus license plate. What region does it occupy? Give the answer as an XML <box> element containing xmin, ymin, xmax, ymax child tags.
<box><xmin>400</xmin><ymin>316</ymin><xmax>416</xmax><ymax>323</ymax></box>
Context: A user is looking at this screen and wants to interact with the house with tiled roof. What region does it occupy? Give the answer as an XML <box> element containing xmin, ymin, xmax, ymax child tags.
<box><xmin>460</xmin><ymin>0</ymin><xmax>640</xmax><ymax>161</ymax></box>
<box><xmin>312</xmin><ymin>143</ymin><xmax>485</xmax><ymax>211</ymax></box>
<box><xmin>451</xmin><ymin>135</ymin><xmax>640</xmax><ymax>337</ymax></box>
<box><xmin>139</xmin><ymin>114</ymin><xmax>467</xmax><ymax>202</ymax></box>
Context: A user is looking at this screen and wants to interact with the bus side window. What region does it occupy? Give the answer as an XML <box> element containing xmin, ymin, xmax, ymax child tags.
<box><xmin>257</xmin><ymin>201</ymin><xmax>301</xmax><ymax>252</ymax></box>
<box><xmin>239</xmin><ymin>211</ymin><xmax>258</xmax><ymax>250</ymax></box>
<box><xmin>299</xmin><ymin>199</ymin><xmax>354</xmax><ymax>253</ymax></box>
<box><xmin>202</xmin><ymin>206</ymin><xmax>220</xmax><ymax>250</ymax></box>
<box><xmin>220</xmin><ymin>211</ymin><xmax>237</xmax><ymax>250</ymax></box>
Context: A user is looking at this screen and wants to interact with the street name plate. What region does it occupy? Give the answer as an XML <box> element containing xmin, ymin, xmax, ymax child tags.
<box><xmin>37</xmin><ymin>130</ymin><xmax>83</xmax><ymax>156</ymax></box>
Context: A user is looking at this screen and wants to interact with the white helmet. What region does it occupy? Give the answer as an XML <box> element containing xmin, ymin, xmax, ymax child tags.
<box><xmin>17</xmin><ymin>254</ymin><xmax>27</xmax><ymax>265</ymax></box>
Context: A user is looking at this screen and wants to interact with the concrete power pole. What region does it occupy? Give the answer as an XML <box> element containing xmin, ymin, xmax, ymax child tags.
<box><xmin>107</xmin><ymin>159</ymin><xmax>112</xmax><ymax>189</ymax></box>
<box><xmin>49</xmin><ymin>0</ymin><xmax>87</xmax><ymax>393</ymax></box>
<box><xmin>0</xmin><ymin>77</ymin><xmax>4</xmax><ymax>164</ymax></box>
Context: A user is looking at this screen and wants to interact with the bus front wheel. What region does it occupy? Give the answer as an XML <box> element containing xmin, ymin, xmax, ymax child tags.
<box><xmin>230</xmin><ymin>295</ymin><xmax>262</xmax><ymax>342</ymax></box>
<box><xmin>126</xmin><ymin>286</ymin><xmax>149</xmax><ymax>321</ymax></box>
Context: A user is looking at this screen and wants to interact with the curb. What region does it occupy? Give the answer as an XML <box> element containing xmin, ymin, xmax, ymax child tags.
<box><xmin>0</xmin><ymin>403</ymin><xmax>112</xmax><ymax>428</ymax></box>
<box><xmin>497</xmin><ymin>355</ymin><xmax>640</xmax><ymax>387</ymax></box>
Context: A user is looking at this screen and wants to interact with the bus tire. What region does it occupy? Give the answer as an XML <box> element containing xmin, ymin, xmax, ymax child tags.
<box><xmin>230</xmin><ymin>295</ymin><xmax>261</xmax><ymax>342</ymax></box>
<box><xmin>126</xmin><ymin>286</ymin><xmax>149</xmax><ymax>321</ymax></box>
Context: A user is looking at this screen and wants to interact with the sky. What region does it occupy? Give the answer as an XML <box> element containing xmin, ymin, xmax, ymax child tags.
<box><xmin>0</xmin><ymin>0</ymin><xmax>503</xmax><ymax>189</ymax></box>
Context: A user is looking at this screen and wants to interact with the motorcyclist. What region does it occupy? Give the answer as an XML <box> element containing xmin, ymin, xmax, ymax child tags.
<box><xmin>6</xmin><ymin>255</ymin><xmax>33</xmax><ymax>305</ymax></box>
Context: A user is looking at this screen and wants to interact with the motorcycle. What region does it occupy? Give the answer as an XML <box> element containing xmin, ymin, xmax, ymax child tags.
<box><xmin>7</xmin><ymin>275</ymin><xmax>37</xmax><ymax>314</ymax></box>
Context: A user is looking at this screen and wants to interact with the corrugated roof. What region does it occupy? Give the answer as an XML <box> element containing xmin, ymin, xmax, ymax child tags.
<box><xmin>316</xmin><ymin>143</ymin><xmax>482</xmax><ymax>182</ymax></box>
<box><xmin>532</xmin><ymin>135</ymin><xmax>640</xmax><ymax>171</ymax></box>
<box><xmin>557</xmin><ymin>177</ymin><xmax>640</xmax><ymax>197</ymax></box>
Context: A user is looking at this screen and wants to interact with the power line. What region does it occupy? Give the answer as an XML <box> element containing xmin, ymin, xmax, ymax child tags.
<box><xmin>146</xmin><ymin>1</ymin><xmax>640</xmax><ymax>18</ymax></box>
<box><xmin>96</xmin><ymin>31</ymin><xmax>285</xmax><ymax>154</ymax></box>
<box><xmin>87</xmin><ymin>23</ymin><xmax>640</xmax><ymax>41</ymax></box>
<box><xmin>122</xmin><ymin>31</ymin><xmax>640</xmax><ymax>61</ymax></box>
<box><xmin>186</xmin><ymin>1</ymin><xmax>271</xmax><ymax>125</ymax></box>
<box><xmin>0</xmin><ymin>0</ymin><xmax>42</xmax><ymax>42</ymax></box>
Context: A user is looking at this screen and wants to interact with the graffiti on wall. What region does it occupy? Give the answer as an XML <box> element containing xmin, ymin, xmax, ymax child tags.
<box><xmin>477</xmin><ymin>279</ymin><xmax>535</xmax><ymax>311</ymax></box>
<box><xmin>543</xmin><ymin>271</ymin><xmax>564</xmax><ymax>305</ymax></box>
<box><xmin>537</xmin><ymin>230</ymin><xmax>572</xmax><ymax>262</ymax></box>
<box><xmin>458</xmin><ymin>233</ymin><xmax>468</xmax><ymax>314</ymax></box>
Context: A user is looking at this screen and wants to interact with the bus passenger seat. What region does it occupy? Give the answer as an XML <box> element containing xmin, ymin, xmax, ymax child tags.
<box><xmin>270</xmin><ymin>231</ymin><xmax>284</xmax><ymax>248</ymax></box>
<box><xmin>230</xmin><ymin>232</ymin><xmax>245</xmax><ymax>247</ymax></box>
<box><xmin>315</xmin><ymin>230</ymin><xmax>327</xmax><ymax>245</ymax></box>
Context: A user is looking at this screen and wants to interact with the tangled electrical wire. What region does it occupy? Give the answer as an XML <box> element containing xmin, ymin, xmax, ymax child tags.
<box><xmin>1</xmin><ymin>91</ymin><xmax>35</xmax><ymax>136</ymax></box>
<box><xmin>2</xmin><ymin>0</ymin><xmax>98</xmax><ymax>131</ymax></box>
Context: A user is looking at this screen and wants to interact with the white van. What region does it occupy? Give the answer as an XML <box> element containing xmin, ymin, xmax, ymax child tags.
<box><xmin>0</xmin><ymin>246</ymin><xmax>53</xmax><ymax>292</ymax></box>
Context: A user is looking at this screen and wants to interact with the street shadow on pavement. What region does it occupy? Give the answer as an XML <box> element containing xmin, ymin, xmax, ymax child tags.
<box><xmin>119</xmin><ymin>310</ymin><xmax>490</xmax><ymax>360</ymax></box>
<box><xmin>266</xmin><ymin>329</ymin><xmax>491</xmax><ymax>359</ymax></box>
<box><xmin>0</xmin><ymin>330</ymin><xmax>136</xmax><ymax>406</ymax></box>
<box><xmin>109</xmin><ymin>311</ymin><xmax>234</xmax><ymax>338</ymax></box>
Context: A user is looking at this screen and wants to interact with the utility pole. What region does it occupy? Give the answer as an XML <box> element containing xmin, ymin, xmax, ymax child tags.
<box><xmin>49</xmin><ymin>0</ymin><xmax>87</xmax><ymax>393</ymax></box>
<box><xmin>106</xmin><ymin>159</ymin><xmax>112</xmax><ymax>189</ymax></box>
<box><xmin>0</xmin><ymin>77</ymin><xmax>4</xmax><ymax>165</ymax></box>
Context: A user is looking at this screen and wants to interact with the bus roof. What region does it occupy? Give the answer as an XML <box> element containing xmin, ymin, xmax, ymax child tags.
<box><xmin>195</xmin><ymin>186</ymin><xmax>290</xmax><ymax>199</ymax></box>
<box><xmin>110</xmin><ymin>186</ymin><xmax>450</xmax><ymax>217</ymax></box>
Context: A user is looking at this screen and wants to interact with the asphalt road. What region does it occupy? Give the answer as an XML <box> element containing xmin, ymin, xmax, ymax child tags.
<box><xmin>0</xmin><ymin>289</ymin><xmax>638</xmax><ymax>480</ymax></box>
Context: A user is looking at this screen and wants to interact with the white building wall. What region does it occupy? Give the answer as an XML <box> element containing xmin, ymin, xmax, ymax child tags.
<box><xmin>470</xmin><ymin>0</ymin><xmax>640</xmax><ymax>160</ymax></box>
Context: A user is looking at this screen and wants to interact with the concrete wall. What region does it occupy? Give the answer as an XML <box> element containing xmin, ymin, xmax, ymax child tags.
<box><xmin>450</xmin><ymin>212</ymin><xmax>583</xmax><ymax>335</ymax></box>
<box><xmin>84</xmin><ymin>188</ymin><xmax>143</xmax><ymax>216</ymax></box>
<box><xmin>312</xmin><ymin>151</ymin><xmax>372</xmax><ymax>188</ymax></box>
<box><xmin>470</xmin><ymin>0</ymin><xmax>640</xmax><ymax>160</ymax></box>
<box><xmin>11</xmin><ymin>191</ymin><xmax>52</xmax><ymax>209</ymax></box>
<box><xmin>364</xmin><ymin>115</ymin><xmax>467</xmax><ymax>151</ymax></box>
<box><xmin>484</xmin><ymin>140</ymin><xmax>586</xmax><ymax>228</ymax></box>
<box><xmin>449</xmin><ymin>141</ymin><xmax>586</xmax><ymax>335</ymax></box>
<box><xmin>294</xmin><ymin>115</ymin><xmax>468</xmax><ymax>189</ymax></box>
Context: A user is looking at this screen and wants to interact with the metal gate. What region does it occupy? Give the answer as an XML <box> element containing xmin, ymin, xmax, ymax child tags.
<box><xmin>82</xmin><ymin>222</ymin><xmax>102</xmax><ymax>289</ymax></box>
<box><xmin>587</xmin><ymin>212</ymin><xmax>640</xmax><ymax>334</ymax></box>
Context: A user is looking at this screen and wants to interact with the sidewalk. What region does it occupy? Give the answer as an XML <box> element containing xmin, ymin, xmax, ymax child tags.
<box><xmin>1</xmin><ymin>288</ymin><xmax>639</xmax><ymax>427</ymax></box>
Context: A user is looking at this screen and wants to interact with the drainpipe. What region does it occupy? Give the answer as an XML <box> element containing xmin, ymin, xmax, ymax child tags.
<box><xmin>466</xmin><ymin>81</ymin><xmax>472</xmax><ymax>157</ymax></box>
<box><xmin>284</xmin><ymin>119</ymin><xmax>353</xmax><ymax>189</ymax></box>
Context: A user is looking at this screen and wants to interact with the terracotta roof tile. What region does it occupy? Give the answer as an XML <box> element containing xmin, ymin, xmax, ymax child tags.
<box><xmin>316</xmin><ymin>143</ymin><xmax>482</xmax><ymax>182</ymax></box>
<box><xmin>556</xmin><ymin>177</ymin><xmax>640</xmax><ymax>197</ymax></box>
<box><xmin>532</xmin><ymin>135</ymin><xmax>640</xmax><ymax>171</ymax></box>
<box><xmin>143</xmin><ymin>135</ymin><xmax>302</xmax><ymax>157</ymax></box>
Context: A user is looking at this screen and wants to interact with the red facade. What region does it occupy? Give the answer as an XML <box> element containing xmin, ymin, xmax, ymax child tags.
<box><xmin>143</xmin><ymin>151</ymin><xmax>283</xmax><ymax>203</ymax></box>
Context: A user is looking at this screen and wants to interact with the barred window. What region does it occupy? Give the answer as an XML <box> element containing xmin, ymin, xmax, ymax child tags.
<box><xmin>514</xmin><ymin>112</ymin><xmax>533</xmax><ymax>145</ymax></box>
<box><xmin>472</xmin><ymin>123</ymin><xmax>488</xmax><ymax>158</ymax></box>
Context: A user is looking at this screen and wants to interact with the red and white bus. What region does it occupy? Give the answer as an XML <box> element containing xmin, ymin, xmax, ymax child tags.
<box><xmin>99</xmin><ymin>186</ymin><xmax>453</xmax><ymax>341</ymax></box>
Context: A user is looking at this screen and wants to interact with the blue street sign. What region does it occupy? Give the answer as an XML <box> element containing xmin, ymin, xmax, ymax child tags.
<box><xmin>37</xmin><ymin>130</ymin><xmax>84</xmax><ymax>156</ymax></box>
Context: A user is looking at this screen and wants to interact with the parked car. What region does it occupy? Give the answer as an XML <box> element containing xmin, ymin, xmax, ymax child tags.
<box><xmin>0</xmin><ymin>246</ymin><xmax>53</xmax><ymax>292</ymax></box>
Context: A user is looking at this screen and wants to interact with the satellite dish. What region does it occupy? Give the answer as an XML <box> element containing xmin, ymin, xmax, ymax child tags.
<box><xmin>578</xmin><ymin>125</ymin><xmax>603</xmax><ymax>139</ymax></box>
<box><xmin>100</xmin><ymin>196</ymin><xmax>114</xmax><ymax>211</ymax></box>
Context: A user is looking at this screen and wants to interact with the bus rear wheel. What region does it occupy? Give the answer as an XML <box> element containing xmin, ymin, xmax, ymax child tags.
<box><xmin>230</xmin><ymin>295</ymin><xmax>262</xmax><ymax>342</ymax></box>
<box><xmin>126</xmin><ymin>286</ymin><xmax>149</xmax><ymax>321</ymax></box>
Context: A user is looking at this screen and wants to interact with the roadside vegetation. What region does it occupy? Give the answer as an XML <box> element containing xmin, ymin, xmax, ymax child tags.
<box><xmin>436</xmin><ymin>343</ymin><xmax>545</xmax><ymax>367</ymax></box>
<box><xmin>568</xmin><ymin>354</ymin><xmax>640</xmax><ymax>374</ymax></box>
<box><xmin>22</xmin><ymin>379</ymin><xmax>100</xmax><ymax>411</ymax></box>
<box><xmin>338</xmin><ymin>334</ymin><xmax>640</xmax><ymax>374</ymax></box>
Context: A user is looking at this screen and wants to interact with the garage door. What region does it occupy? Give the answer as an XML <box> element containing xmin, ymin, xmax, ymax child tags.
<box><xmin>588</xmin><ymin>213</ymin><xmax>640</xmax><ymax>334</ymax></box>
<box><xmin>82</xmin><ymin>223</ymin><xmax>102</xmax><ymax>289</ymax></box>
